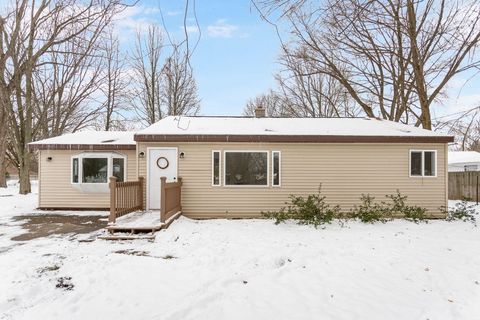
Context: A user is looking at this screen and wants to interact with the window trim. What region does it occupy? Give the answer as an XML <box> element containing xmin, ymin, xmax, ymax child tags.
<box><xmin>272</xmin><ymin>151</ymin><xmax>281</xmax><ymax>187</ymax></box>
<box><xmin>409</xmin><ymin>150</ymin><xmax>437</xmax><ymax>178</ymax></box>
<box><xmin>223</xmin><ymin>150</ymin><xmax>269</xmax><ymax>187</ymax></box>
<box><xmin>212</xmin><ymin>150</ymin><xmax>221</xmax><ymax>187</ymax></box>
<box><xmin>72</xmin><ymin>157</ymin><xmax>79</xmax><ymax>183</ymax></box>
<box><xmin>71</xmin><ymin>152</ymin><xmax>127</xmax><ymax>185</ymax></box>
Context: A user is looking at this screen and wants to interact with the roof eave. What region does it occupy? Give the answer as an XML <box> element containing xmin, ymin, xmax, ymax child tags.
<box><xmin>134</xmin><ymin>134</ymin><xmax>454</xmax><ymax>143</ymax></box>
<box><xmin>28</xmin><ymin>144</ymin><xmax>136</xmax><ymax>151</ymax></box>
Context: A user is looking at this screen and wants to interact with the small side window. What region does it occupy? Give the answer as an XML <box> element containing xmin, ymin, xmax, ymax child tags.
<box><xmin>113</xmin><ymin>158</ymin><xmax>125</xmax><ymax>182</ymax></box>
<box><xmin>72</xmin><ymin>158</ymin><xmax>79</xmax><ymax>183</ymax></box>
<box><xmin>272</xmin><ymin>151</ymin><xmax>281</xmax><ymax>186</ymax></box>
<box><xmin>410</xmin><ymin>150</ymin><xmax>437</xmax><ymax>177</ymax></box>
<box><xmin>212</xmin><ymin>151</ymin><xmax>220</xmax><ymax>186</ymax></box>
<box><xmin>464</xmin><ymin>165</ymin><xmax>478</xmax><ymax>171</ymax></box>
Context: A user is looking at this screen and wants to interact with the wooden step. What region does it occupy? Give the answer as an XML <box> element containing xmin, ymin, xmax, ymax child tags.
<box><xmin>97</xmin><ymin>234</ymin><xmax>156</xmax><ymax>241</ymax></box>
<box><xmin>99</xmin><ymin>211</ymin><xmax>182</xmax><ymax>240</ymax></box>
<box><xmin>106</xmin><ymin>225</ymin><xmax>163</xmax><ymax>234</ymax></box>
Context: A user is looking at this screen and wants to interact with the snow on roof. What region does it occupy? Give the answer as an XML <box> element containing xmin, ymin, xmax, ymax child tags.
<box><xmin>29</xmin><ymin>131</ymin><xmax>136</xmax><ymax>146</ymax></box>
<box><xmin>29</xmin><ymin>117</ymin><xmax>453</xmax><ymax>148</ymax></box>
<box><xmin>136</xmin><ymin>116</ymin><xmax>451</xmax><ymax>137</ymax></box>
<box><xmin>448</xmin><ymin>151</ymin><xmax>480</xmax><ymax>165</ymax></box>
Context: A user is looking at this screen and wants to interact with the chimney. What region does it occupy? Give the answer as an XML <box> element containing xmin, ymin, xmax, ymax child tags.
<box><xmin>254</xmin><ymin>106</ymin><xmax>266</xmax><ymax>118</ymax></box>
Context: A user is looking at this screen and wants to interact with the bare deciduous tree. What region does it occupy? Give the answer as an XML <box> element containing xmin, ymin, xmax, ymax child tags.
<box><xmin>98</xmin><ymin>28</ymin><xmax>129</xmax><ymax>130</ymax></box>
<box><xmin>244</xmin><ymin>50</ymin><xmax>359</xmax><ymax>118</ymax></box>
<box><xmin>0</xmin><ymin>15</ymin><xmax>13</xmax><ymax>187</ymax></box>
<box><xmin>0</xmin><ymin>0</ymin><xmax>127</xmax><ymax>194</ymax></box>
<box><xmin>131</xmin><ymin>24</ymin><xmax>164</xmax><ymax>125</ymax></box>
<box><xmin>436</xmin><ymin>107</ymin><xmax>480</xmax><ymax>150</ymax></box>
<box><xmin>244</xmin><ymin>89</ymin><xmax>288</xmax><ymax>117</ymax></box>
<box><xmin>131</xmin><ymin>24</ymin><xmax>200</xmax><ymax>125</ymax></box>
<box><xmin>0</xmin><ymin>92</ymin><xmax>9</xmax><ymax>188</ymax></box>
<box><xmin>255</xmin><ymin>0</ymin><xmax>480</xmax><ymax>129</ymax></box>
<box><xmin>161</xmin><ymin>47</ymin><xmax>200</xmax><ymax>116</ymax></box>
<box><xmin>274</xmin><ymin>49</ymin><xmax>358</xmax><ymax>117</ymax></box>
<box><xmin>33</xmin><ymin>37</ymin><xmax>104</xmax><ymax>139</ymax></box>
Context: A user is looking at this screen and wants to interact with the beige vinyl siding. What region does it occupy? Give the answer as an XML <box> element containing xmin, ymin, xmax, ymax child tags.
<box><xmin>38</xmin><ymin>149</ymin><xmax>136</xmax><ymax>209</ymax></box>
<box><xmin>138</xmin><ymin>142</ymin><xmax>447</xmax><ymax>218</ymax></box>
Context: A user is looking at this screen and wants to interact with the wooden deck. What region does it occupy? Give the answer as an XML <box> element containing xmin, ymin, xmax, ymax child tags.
<box><xmin>99</xmin><ymin>210</ymin><xmax>182</xmax><ymax>240</ymax></box>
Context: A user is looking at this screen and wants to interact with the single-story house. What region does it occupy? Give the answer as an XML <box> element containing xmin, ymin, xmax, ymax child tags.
<box><xmin>448</xmin><ymin>151</ymin><xmax>480</xmax><ymax>172</ymax></box>
<box><xmin>29</xmin><ymin>113</ymin><xmax>454</xmax><ymax>218</ymax></box>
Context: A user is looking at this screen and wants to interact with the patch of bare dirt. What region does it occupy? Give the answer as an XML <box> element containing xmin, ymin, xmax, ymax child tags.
<box><xmin>10</xmin><ymin>214</ymin><xmax>107</xmax><ymax>241</ymax></box>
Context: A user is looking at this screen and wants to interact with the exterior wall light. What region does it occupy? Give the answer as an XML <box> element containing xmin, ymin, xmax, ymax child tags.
<box><xmin>139</xmin><ymin>151</ymin><xmax>145</xmax><ymax>158</ymax></box>
<box><xmin>179</xmin><ymin>152</ymin><xmax>185</xmax><ymax>159</ymax></box>
<box><xmin>47</xmin><ymin>157</ymin><xmax>52</xmax><ymax>161</ymax></box>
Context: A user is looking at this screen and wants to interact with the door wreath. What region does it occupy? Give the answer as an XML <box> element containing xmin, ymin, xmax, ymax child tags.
<box><xmin>156</xmin><ymin>157</ymin><xmax>169</xmax><ymax>169</ymax></box>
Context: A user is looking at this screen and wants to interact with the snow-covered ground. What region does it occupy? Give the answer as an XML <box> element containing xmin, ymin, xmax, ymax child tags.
<box><xmin>1</xmin><ymin>182</ymin><xmax>480</xmax><ymax>320</ymax></box>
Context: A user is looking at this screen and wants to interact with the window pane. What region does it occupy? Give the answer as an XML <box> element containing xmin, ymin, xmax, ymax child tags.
<box><xmin>72</xmin><ymin>158</ymin><xmax>79</xmax><ymax>183</ymax></box>
<box><xmin>113</xmin><ymin>158</ymin><xmax>125</xmax><ymax>182</ymax></box>
<box><xmin>465</xmin><ymin>165</ymin><xmax>478</xmax><ymax>171</ymax></box>
<box><xmin>225</xmin><ymin>152</ymin><xmax>267</xmax><ymax>185</ymax></box>
<box><xmin>82</xmin><ymin>158</ymin><xmax>108</xmax><ymax>183</ymax></box>
<box><xmin>410</xmin><ymin>152</ymin><xmax>422</xmax><ymax>176</ymax></box>
<box><xmin>424</xmin><ymin>151</ymin><xmax>435</xmax><ymax>176</ymax></box>
<box><xmin>213</xmin><ymin>152</ymin><xmax>220</xmax><ymax>185</ymax></box>
<box><xmin>273</xmin><ymin>152</ymin><xmax>280</xmax><ymax>186</ymax></box>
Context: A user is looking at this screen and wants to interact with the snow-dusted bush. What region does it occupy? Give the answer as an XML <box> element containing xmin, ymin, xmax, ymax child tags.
<box><xmin>265</xmin><ymin>189</ymin><xmax>428</xmax><ymax>227</ymax></box>
<box><xmin>351</xmin><ymin>191</ymin><xmax>427</xmax><ymax>224</ymax></box>
<box><xmin>387</xmin><ymin>191</ymin><xmax>427</xmax><ymax>223</ymax></box>
<box><xmin>262</xmin><ymin>187</ymin><xmax>340</xmax><ymax>228</ymax></box>
<box><xmin>445</xmin><ymin>199</ymin><xmax>477</xmax><ymax>225</ymax></box>
<box><xmin>350</xmin><ymin>194</ymin><xmax>390</xmax><ymax>223</ymax></box>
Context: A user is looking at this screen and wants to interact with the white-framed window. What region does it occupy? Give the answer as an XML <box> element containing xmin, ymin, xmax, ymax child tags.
<box><xmin>71</xmin><ymin>152</ymin><xmax>126</xmax><ymax>184</ymax></box>
<box><xmin>212</xmin><ymin>150</ymin><xmax>221</xmax><ymax>186</ymax></box>
<box><xmin>272</xmin><ymin>151</ymin><xmax>281</xmax><ymax>187</ymax></box>
<box><xmin>409</xmin><ymin>150</ymin><xmax>437</xmax><ymax>177</ymax></box>
<box><xmin>224</xmin><ymin>151</ymin><xmax>269</xmax><ymax>186</ymax></box>
<box><xmin>464</xmin><ymin>165</ymin><xmax>478</xmax><ymax>171</ymax></box>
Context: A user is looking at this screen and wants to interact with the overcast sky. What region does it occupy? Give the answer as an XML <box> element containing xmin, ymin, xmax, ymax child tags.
<box><xmin>114</xmin><ymin>0</ymin><xmax>479</xmax><ymax>120</ymax></box>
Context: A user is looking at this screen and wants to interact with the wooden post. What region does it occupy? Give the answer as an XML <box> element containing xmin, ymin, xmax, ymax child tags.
<box><xmin>178</xmin><ymin>177</ymin><xmax>183</xmax><ymax>211</ymax></box>
<box><xmin>476</xmin><ymin>175</ymin><xmax>478</xmax><ymax>205</ymax></box>
<box><xmin>160</xmin><ymin>177</ymin><xmax>166</xmax><ymax>223</ymax></box>
<box><xmin>109</xmin><ymin>177</ymin><xmax>117</xmax><ymax>223</ymax></box>
<box><xmin>138</xmin><ymin>176</ymin><xmax>144</xmax><ymax>211</ymax></box>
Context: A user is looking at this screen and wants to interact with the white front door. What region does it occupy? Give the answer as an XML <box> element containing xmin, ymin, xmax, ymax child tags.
<box><xmin>148</xmin><ymin>148</ymin><xmax>178</xmax><ymax>210</ymax></box>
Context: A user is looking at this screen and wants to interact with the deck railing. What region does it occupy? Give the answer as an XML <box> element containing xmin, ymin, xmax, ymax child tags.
<box><xmin>109</xmin><ymin>176</ymin><xmax>144</xmax><ymax>223</ymax></box>
<box><xmin>160</xmin><ymin>177</ymin><xmax>183</xmax><ymax>223</ymax></box>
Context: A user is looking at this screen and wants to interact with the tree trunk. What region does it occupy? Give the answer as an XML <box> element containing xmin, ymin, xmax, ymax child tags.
<box><xmin>18</xmin><ymin>56</ymin><xmax>34</xmax><ymax>194</ymax></box>
<box><xmin>18</xmin><ymin>149</ymin><xmax>31</xmax><ymax>194</ymax></box>
<box><xmin>0</xmin><ymin>86</ymin><xmax>8</xmax><ymax>188</ymax></box>
<box><xmin>406</xmin><ymin>0</ymin><xmax>431</xmax><ymax>130</ymax></box>
<box><xmin>0</xmin><ymin>136</ymin><xmax>7</xmax><ymax>188</ymax></box>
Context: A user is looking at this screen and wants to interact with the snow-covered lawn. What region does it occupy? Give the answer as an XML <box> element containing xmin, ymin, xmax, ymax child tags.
<box><xmin>1</xmin><ymin>182</ymin><xmax>480</xmax><ymax>320</ymax></box>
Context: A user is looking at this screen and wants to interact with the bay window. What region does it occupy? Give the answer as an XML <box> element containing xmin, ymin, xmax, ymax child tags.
<box><xmin>72</xmin><ymin>152</ymin><xmax>126</xmax><ymax>184</ymax></box>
